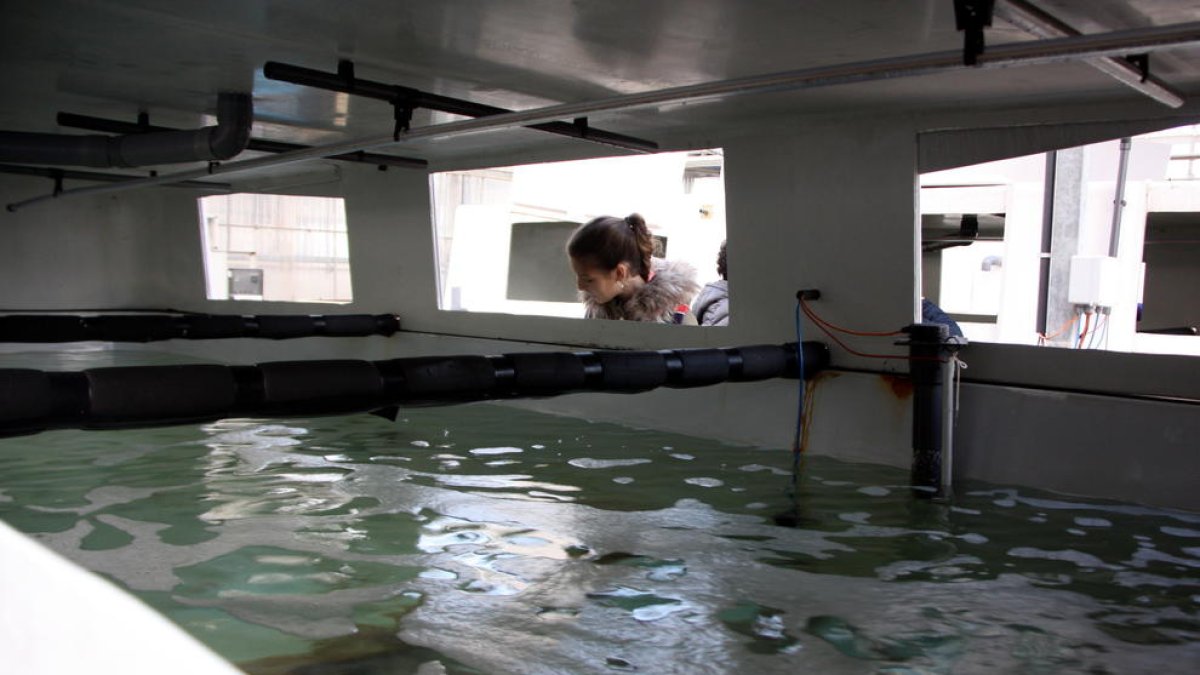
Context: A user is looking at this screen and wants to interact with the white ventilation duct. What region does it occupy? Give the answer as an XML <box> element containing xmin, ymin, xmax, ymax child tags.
<box><xmin>0</xmin><ymin>92</ymin><xmax>251</xmax><ymax>167</ymax></box>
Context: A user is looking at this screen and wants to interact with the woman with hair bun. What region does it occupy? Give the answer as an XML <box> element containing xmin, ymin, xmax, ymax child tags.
<box><xmin>567</xmin><ymin>213</ymin><xmax>699</xmax><ymax>323</ymax></box>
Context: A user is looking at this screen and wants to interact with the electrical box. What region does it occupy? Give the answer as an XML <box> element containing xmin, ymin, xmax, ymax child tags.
<box><xmin>1068</xmin><ymin>256</ymin><xmax>1121</xmax><ymax>308</ymax></box>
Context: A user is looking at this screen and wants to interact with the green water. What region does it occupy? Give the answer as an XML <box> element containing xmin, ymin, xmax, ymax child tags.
<box><xmin>0</xmin><ymin>349</ymin><xmax>1198</xmax><ymax>674</ymax></box>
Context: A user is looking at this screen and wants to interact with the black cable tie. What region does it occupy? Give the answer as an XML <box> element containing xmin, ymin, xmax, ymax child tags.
<box><xmin>208</xmin><ymin>161</ymin><xmax>219</xmax><ymax>174</ymax></box>
<box><xmin>137</xmin><ymin>111</ymin><xmax>150</xmax><ymax>130</ymax></box>
<box><xmin>574</xmin><ymin>117</ymin><xmax>589</xmax><ymax>138</ymax></box>
<box><xmin>51</xmin><ymin>169</ymin><xmax>64</xmax><ymax>196</ymax></box>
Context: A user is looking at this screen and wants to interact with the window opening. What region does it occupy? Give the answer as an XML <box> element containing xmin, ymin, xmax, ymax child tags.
<box><xmin>919</xmin><ymin>125</ymin><xmax>1200</xmax><ymax>357</ymax></box>
<box><xmin>198</xmin><ymin>193</ymin><xmax>352</xmax><ymax>303</ymax></box>
<box><xmin>430</xmin><ymin>149</ymin><xmax>727</xmax><ymax>322</ymax></box>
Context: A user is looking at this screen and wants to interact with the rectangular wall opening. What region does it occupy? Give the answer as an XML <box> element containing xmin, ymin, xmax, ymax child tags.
<box><xmin>918</xmin><ymin>124</ymin><xmax>1200</xmax><ymax>356</ymax></box>
<box><xmin>198</xmin><ymin>193</ymin><xmax>352</xmax><ymax>304</ymax></box>
<box><xmin>430</xmin><ymin>149</ymin><xmax>727</xmax><ymax>323</ymax></box>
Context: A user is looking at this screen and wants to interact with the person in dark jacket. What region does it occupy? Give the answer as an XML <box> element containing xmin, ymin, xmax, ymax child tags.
<box><xmin>921</xmin><ymin>298</ymin><xmax>963</xmax><ymax>337</ymax></box>
<box><xmin>693</xmin><ymin>240</ymin><xmax>729</xmax><ymax>326</ymax></box>
<box><xmin>567</xmin><ymin>213</ymin><xmax>699</xmax><ymax>323</ymax></box>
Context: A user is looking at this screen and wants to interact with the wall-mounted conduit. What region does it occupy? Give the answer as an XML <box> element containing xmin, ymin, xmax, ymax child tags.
<box><xmin>0</xmin><ymin>93</ymin><xmax>252</xmax><ymax>168</ymax></box>
<box><xmin>55</xmin><ymin>112</ymin><xmax>427</xmax><ymax>170</ymax></box>
<box><xmin>0</xmin><ymin>163</ymin><xmax>231</xmax><ymax>192</ymax></box>
<box><xmin>0</xmin><ymin>313</ymin><xmax>400</xmax><ymax>343</ymax></box>
<box><xmin>0</xmin><ymin>342</ymin><xmax>828</xmax><ymax>438</ymax></box>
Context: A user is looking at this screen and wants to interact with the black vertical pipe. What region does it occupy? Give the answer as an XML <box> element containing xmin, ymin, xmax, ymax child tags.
<box><xmin>1036</xmin><ymin>150</ymin><xmax>1057</xmax><ymax>335</ymax></box>
<box><xmin>907</xmin><ymin>323</ymin><xmax>948</xmax><ymax>497</ymax></box>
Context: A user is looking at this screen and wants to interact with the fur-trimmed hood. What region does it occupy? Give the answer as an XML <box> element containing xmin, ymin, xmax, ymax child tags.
<box><xmin>583</xmin><ymin>258</ymin><xmax>700</xmax><ymax>322</ymax></box>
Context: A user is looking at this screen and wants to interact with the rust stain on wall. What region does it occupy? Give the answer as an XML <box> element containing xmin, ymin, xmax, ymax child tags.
<box><xmin>880</xmin><ymin>373</ymin><xmax>913</xmax><ymax>399</ymax></box>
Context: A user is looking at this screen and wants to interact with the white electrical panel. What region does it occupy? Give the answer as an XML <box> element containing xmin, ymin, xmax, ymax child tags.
<box><xmin>1068</xmin><ymin>255</ymin><xmax>1121</xmax><ymax>308</ymax></box>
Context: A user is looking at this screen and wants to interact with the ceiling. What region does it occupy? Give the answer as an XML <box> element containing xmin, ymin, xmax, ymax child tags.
<box><xmin>1</xmin><ymin>0</ymin><xmax>1199</xmax><ymax>172</ymax></box>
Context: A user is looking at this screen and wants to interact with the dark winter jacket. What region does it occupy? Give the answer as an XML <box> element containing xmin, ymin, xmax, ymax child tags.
<box><xmin>693</xmin><ymin>279</ymin><xmax>729</xmax><ymax>326</ymax></box>
<box><xmin>582</xmin><ymin>258</ymin><xmax>700</xmax><ymax>323</ymax></box>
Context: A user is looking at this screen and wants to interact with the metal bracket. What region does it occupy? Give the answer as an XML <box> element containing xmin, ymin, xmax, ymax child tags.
<box><xmin>392</xmin><ymin>103</ymin><xmax>414</xmax><ymax>140</ymax></box>
<box><xmin>954</xmin><ymin>0</ymin><xmax>995</xmax><ymax>66</ymax></box>
<box><xmin>1126</xmin><ymin>53</ymin><xmax>1150</xmax><ymax>82</ymax></box>
<box><xmin>337</xmin><ymin>59</ymin><xmax>356</xmax><ymax>92</ymax></box>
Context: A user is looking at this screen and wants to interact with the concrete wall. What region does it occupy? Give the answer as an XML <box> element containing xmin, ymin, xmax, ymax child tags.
<box><xmin>0</xmin><ymin>176</ymin><xmax>207</xmax><ymax>310</ymax></box>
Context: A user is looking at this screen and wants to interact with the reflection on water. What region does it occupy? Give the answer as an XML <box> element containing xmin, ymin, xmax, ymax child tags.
<box><xmin>0</xmin><ymin>350</ymin><xmax>1198</xmax><ymax>673</ymax></box>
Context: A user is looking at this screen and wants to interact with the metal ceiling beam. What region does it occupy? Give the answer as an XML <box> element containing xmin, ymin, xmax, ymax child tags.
<box><xmin>995</xmin><ymin>0</ymin><xmax>1185</xmax><ymax>108</ymax></box>
<box><xmin>55</xmin><ymin>112</ymin><xmax>428</xmax><ymax>169</ymax></box>
<box><xmin>9</xmin><ymin>20</ymin><xmax>1200</xmax><ymax>212</ymax></box>
<box><xmin>261</xmin><ymin>60</ymin><xmax>659</xmax><ymax>154</ymax></box>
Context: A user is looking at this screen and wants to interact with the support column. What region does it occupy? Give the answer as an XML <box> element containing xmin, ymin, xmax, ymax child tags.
<box><xmin>1044</xmin><ymin>147</ymin><xmax>1086</xmax><ymax>345</ymax></box>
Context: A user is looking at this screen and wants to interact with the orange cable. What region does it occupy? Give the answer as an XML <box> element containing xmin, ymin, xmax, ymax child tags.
<box><xmin>799</xmin><ymin>298</ymin><xmax>905</xmax><ymax>337</ymax></box>
<box><xmin>802</xmin><ymin>303</ymin><xmax>943</xmax><ymax>362</ymax></box>
<box><xmin>1038</xmin><ymin>312</ymin><xmax>1079</xmax><ymax>341</ymax></box>
<box><xmin>1076</xmin><ymin>311</ymin><xmax>1092</xmax><ymax>349</ymax></box>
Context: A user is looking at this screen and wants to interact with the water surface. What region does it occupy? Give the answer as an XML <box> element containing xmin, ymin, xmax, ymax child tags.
<box><xmin>1</xmin><ymin>349</ymin><xmax>1197</xmax><ymax>674</ymax></box>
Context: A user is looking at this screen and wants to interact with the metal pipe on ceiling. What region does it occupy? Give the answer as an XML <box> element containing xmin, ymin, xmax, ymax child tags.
<box><xmin>262</xmin><ymin>61</ymin><xmax>659</xmax><ymax>154</ymax></box>
<box><xmin>8</xmin><ymin>20</ymin><xmax>1200</xmax><ymax>213</ymax></box>
<box><xmin>995</xmin><ymin>0</ymin><xmax>1185</xmax><ymax>108</ymax></box>
<box><xmin>0</xmin><ymin>93</ymin><xmax>252</xmax><ymax>169</ymax></box>
<box><xmin>0</xmin><ymin>163</ymin><xmax>229</xmax><ymax>191</ymax></box>
<box><xmin>55</xmin><ymin>112</ymin><xmax>428</xmax><ymax>169</ymax></box>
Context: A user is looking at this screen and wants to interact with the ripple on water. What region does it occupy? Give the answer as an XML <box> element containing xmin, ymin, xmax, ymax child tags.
<box><xmin>592</xmin><ymin>552</ymin><xmax>688</xmax><ymax>581</ymax></box>
<box><xmin>1007</xmin><ymin>547</ymin><xmax>1118</xmax><ymax>570</ymax></box>
<box><xmin>174</xmin><ymin>545</ymin><xmax>421</xmax><ymax>599</ymax></box>
<box><xmin>586</xmin><ymin>586</ymin><xmax>688</xmax><ymax>622</ymax></box>
<box><xmin>857</xmin><ymin>486</ymin><xmax>891</xmax><ymax>497</ymax></box>
<box><xmin>468</xmin><ymin>447</ymin><xmax>524</xmax><ymax>456</ymax></box>
<box><xmin>719</xmin><ymin>601</ymin><xmax>802</xmax><ymax>654</ymax></box>
<box><xmin>739</xmin><ymin>464</ymin><xmax>790</xmax><ymax>476</ymax></box>
<box><xmin>567</xmin><ymin>458</ymin><xmax>652</xmax><ymax>469</ymax></box>
<box><xmin>418</xmin><ymin>568</ymin><xmax>458</xmax><ymax>580</ymax></box>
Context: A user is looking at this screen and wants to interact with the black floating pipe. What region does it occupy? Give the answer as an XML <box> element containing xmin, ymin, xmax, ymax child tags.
<box><xmin>0</xmin><ymin>342</ymin><xmax>829</xmax><ymax>438</ymax></box>
<box><xmin>0</xmin><ymin>93</ymin><xmax>251</xmax><ymax>168</ymax></box>
<box><xmin>0</xmin><ymin>163</ymin><xmax>230</xmax><ymax>191</ymax></box>
<box><xmin>904</xmin><ymin>323</ymin><xmax>950</xmax><ymax>498</ymax></box>
<box><xmin>262</xmin><ymin>61</ymin><xmax>659</xmax><ymax>154</ymax></box>
<box><xmin>56</xmin><ymin>112</ymin><xmax>428</xmax><ymax>170</ymax></box>
<box><xmin>0</xmin><ymin>313</ymin><xmax>401</xmax><ymax>343</ymax></box>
